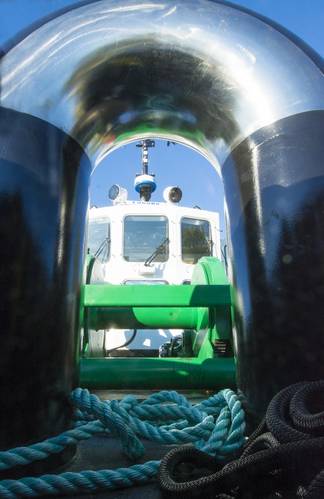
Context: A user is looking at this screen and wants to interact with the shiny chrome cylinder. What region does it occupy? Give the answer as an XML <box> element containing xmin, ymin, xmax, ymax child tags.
<box><xmin>0</xmin><ymin>0</ymin><xmax>323</xmax><ymax>434</ymax></box>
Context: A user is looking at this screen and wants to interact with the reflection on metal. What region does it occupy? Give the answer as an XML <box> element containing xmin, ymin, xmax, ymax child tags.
<box><xmin>1</xmin><ymin>0</ymin><xmax>323</xmax><ymax>169</ymax></box>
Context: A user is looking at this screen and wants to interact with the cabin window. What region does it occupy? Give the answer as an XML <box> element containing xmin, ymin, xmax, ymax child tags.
<box><xmin>87</xmin><ymin>218</ymin><xmax>110</xmax><ymax>262</ymax></box>
<box><xmin>181</xmin><ymin>217</ymin><xmax>212</xmax><ymax>264</ymax></box>
<box><xmin>124</xmin><ymin>215</ymin><xmax>169</xmax><ymax>262</ymax></box>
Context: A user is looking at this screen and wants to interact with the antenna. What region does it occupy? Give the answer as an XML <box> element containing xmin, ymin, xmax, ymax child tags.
<box><xmin>136</xmin><ymin>139</ymin><xmax>155</xmax><ymax>175</ymax></box>
<box><xmin>134</xmin><ymin>139</ymin><xmax>156</xmax><ymax>201</ymax></box>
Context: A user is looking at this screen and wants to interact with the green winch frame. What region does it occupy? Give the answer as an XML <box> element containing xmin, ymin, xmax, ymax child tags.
<box><xmin>80</xmin><ymin>257</ymin><xmax>236</xmax><ymax>390</ymax></box>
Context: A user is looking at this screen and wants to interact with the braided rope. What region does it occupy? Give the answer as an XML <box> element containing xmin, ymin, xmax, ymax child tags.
<box><xmin>0</xmin><ymin>420</ymin><xmax>104</xmax><ymax>471</ymax></box>
<box><xmin>158</xmin><ymin>381</ymin><xmax>324</xmax><ymax>498</ymax></box>
<box><xmin>0</xmin><ymin>462</ymin><xmax>160</xmax><ymax>499</ymax></box>
<box><xmin>72</xmin><ymin>389</ymin><xmax>145</xmax><ymax>460</ymax></box>
<box><xmin>0</xmin><ymin>387</ymin><xmax>245</xmax><ymax>498</ymax></box>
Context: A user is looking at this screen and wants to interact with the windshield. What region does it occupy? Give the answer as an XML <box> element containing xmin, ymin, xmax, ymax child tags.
<box><xmin>124</xmin><ymin>215</ymin><xmax>169</xmax><ymax>262</ymax></box>
<box><xmin>181</xmin><ymin>217</ymin><xmax>212</xmax><ymax>264</ymax></box>
<box><xmin>87</xmin><ymin>218</ymin><xmax>110</xmax><ymax>262</ymax></box>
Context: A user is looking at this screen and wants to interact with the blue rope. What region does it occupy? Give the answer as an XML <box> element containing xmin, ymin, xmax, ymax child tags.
<box><xmin>0</xmin><ymin>388</ymin><xmax>245</xmax><ymax>498</ymax></box>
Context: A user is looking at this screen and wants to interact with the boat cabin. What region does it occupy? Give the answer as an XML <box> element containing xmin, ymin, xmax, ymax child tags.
<box><xmin>86</xmin><ymin>196</ymin><xmax>222</xmax><ymax>355</ymax></box>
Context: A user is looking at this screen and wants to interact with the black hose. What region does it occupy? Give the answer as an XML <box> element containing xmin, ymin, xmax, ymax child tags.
<box><xmin>106</xmin><ymin>329</ymin><xmax>138</xmax><ymax>355</ymax></box>
<box><xmin>85</xmin><ymin>253</ymin><xmax>138</xmax><ymax>356</ymax></box>
<box><xmin>158</xmin><ymin>380</ymin><xmax>324</xmax><ymax>498</ymax></box>
<box><xmin>82</xmin><ymin>255</ymin><xmax>97</xmax><ymax>354</ymax></box>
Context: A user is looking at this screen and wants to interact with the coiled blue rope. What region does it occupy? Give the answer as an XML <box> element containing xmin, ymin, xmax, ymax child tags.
<box><xmin>0</xmin><ymin>387</ymin><xmax>245</xmax><ymax>498</ymax></box>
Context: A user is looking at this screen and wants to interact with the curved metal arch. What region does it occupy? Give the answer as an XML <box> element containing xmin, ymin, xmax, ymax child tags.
<box><xmin>1</xmin><ymin>0</ymin><xmax>323</xmax><ymax>168</ymax></box>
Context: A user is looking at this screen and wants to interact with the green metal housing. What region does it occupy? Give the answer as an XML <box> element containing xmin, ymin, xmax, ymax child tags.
<box><xmin>88</xmin><ymin>306</ymin><xmax>207</xmax><ymax>330</ymax></box>
<box><xmin>81</xmin><ymin>357</ymin><xmax>235</xmax><ymax>389</ymax></box>
<box><xmin>80</xmin><ymin>257</ymin><xmax>236</xmax><ymax>389</ymax></box>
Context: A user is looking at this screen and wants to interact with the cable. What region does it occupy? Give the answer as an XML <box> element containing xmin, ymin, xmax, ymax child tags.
<box><xmin>85</xmin><ymin>247</ymin><xmax>138</xmax><ymax>356</ymax></box>
<box><xmin>82</xmin><ymin>255</ymin><xmax>97</xmax><ymax>354</ymax></box>
<box><xmin>106</xmin><ymin>329</ymin><xmax>138</xmax><ymax>355</ymax></box>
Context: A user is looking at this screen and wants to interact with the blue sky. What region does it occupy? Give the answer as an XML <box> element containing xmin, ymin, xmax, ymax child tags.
<box><xmin>1</xmin><ymin>0</ymin><xmax>323</xmax><ymax>228</ymax></box>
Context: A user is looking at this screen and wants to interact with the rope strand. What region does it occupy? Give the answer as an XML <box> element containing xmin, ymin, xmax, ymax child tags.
<box><xmin>0</xmin><ymin>387</ymin><xmax>245</xmax><ymax>498</ymax></box>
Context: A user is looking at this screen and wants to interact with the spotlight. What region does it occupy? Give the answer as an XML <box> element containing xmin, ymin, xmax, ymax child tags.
<box><xmin>108</xmin><ymin>184</ymin><xmax>128</xmax><ymax>202</ymax></box>
<box><xmin>163</xmin><ymin>186</ymin><xmax>182</xmax><ymax>203</ymax></box>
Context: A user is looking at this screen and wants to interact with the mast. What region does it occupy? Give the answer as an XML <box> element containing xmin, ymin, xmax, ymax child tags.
<box><xmin>135</xmin><ymin>139</ymin><xmax>156</xmax><ymax>201</ymax></box>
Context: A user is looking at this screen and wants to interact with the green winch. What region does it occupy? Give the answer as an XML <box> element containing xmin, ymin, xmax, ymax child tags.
<box><xmin>80</xmin><ymin>256</ymin><xmax>236</xmax><ymax>390</ymax></box>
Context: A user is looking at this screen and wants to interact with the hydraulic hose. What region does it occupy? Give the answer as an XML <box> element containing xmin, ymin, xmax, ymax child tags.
<box><xmin>158</xmin><ymin>380</ymin><xmax>324</xmax><ymax>498</ymax></box>
<box><xmin>106</xmin><ymin>329</ymin><xmax>138</xmax><ymax>355</ymax></box>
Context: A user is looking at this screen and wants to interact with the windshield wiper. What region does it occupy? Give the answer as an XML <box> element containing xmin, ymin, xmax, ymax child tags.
<box><xmin>144</xmin><ymin>237</ymin><xmax>169</xmax><ymax>266</ymax></box>
<box><xmin>93</xmin><ymin>237</ymin><xmax>111</xmax><ymax>260</ymax></box>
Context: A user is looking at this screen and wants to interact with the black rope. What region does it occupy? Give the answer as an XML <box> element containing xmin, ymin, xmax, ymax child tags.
<box><xmin>306</xmin><ymin>470</ymin><xmax>324</xmax><ymax>498</ymax></box>
<box><xmin>158</xmin><ymin>380</ymin><xmax>324</xmax><ymax>499</ymax></box>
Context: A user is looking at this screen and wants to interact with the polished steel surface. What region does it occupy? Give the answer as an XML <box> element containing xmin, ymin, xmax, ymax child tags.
<box><xmin>1</xmin><ymin>0</ymin><xmax>323</xmax><ymax>169</ymax></box>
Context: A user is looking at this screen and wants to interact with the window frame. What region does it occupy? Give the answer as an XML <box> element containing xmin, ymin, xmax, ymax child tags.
<box><xmin>180</xmin><ymin>216</ymin><xmax>212</xmax><ymax>264</ymax></box>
